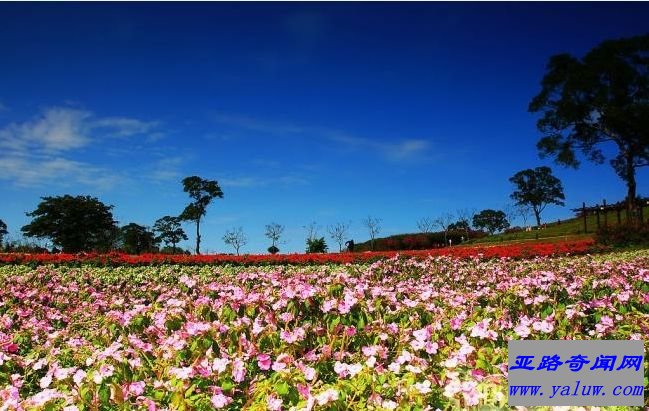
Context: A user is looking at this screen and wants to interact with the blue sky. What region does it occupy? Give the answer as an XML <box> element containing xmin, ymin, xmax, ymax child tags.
<box><xmin>1</xmin><ymin>3</ymin><xmax>648</xmax><ymax>253</ymax></box>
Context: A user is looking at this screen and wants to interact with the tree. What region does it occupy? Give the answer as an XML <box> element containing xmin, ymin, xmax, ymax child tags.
<box><xmin>509</xmin><ymin>167</ymin><xmax>565</xmax><ymax>227</ymax></box>
<box><xmin>472</xmin><ymin>209</ymin><xmax>510</xmax><ymax>235</ymax></box>
<box><xmin>153</xmin><ymin>216</ymin><xmax>187</xmax><ymax>252</ymax></box>
<box><xmin>327</xmin><ymin>222</ymin><xmax>350</xmax><ymax>252</ymax></box>
<box><xmin>178</xmin><ymin>176</ymin><xmax>223</xmax><ymax>254</ymax></box>
<box><xmin>303</xmin><ymin>221</ymin><xmax>320</xmax><ymax>242</ymax></box>
<box><xmin>120</xmin><ymin>223</ymin><xmax>158</xmax><ymax>254</ymax></box>
<box><xmin>434</xmin><ymin>213</ymin><xmax>455</xmax><ymax>245</ymax></box>
<box><xmin>416</xmin><ymin>217</ymin><xmax>435</xmax><ymax>234</ymax></box>
<box><xmin>362</xmin><ymin>216</ymin><xmax>381</xmax><ymax>251</ymax></box>
<box><xmin>0</xmin><ymin>219</ymin><xmax>7</xmax><ymax>247</ymax></box>
<box><xmin>455</xmin><ymin>208</ymin><xmax>476</xmax><ymax>239</ymax></box>
<box><xmin>21</xmin><ymin>195</ymin><xmax>118</xmax><ymax>253</ymax></box>
<box><xmin>529</xmin><ymin>34</ymin><xmax>649</xmax><ymax>220</ymax></box>
<box><xmin>265</xmin><ymin>223</ymin><xmax>284</xmax><ymax>253</ymax></box>
<box><xmin>306</xmin><ymin>237</ymin><xmax>328</xmax><ymax>253</ymax></box>
<box><xmin>222</xmin><ymin>227</ymin><xmax>247</xmax><ymax>255</ymax></box>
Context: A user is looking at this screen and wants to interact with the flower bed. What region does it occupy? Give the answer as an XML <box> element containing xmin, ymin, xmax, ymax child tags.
<box><xmin>0</xmin><ymin>239</ymin><xmax>597</xmax><ymax>266</ymax></box>
<box><xmin>1</xmin><ymin>250</ymin><xmax>647</xmax><ymax>410</ymax></box>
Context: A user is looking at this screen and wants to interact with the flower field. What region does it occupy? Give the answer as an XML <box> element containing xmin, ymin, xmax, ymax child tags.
<box><xmin>0</xmin><ymin>240</ymin><xmax>596</xmax><ymax>266</ymax></box>
<box><xmin>1</xmin><ymin>250</ymin><xmax>648</xmax><ymax>410</ymax></box>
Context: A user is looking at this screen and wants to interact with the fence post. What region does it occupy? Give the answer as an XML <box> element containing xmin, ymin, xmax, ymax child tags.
<box><xmin>596</xmin><ymin>204</ymin><xmax>601</xmax><ymax>229</ymax></box>
<box><xmin>603</xmin><ymin>199</ymin><xmax>608</xmax><ymax>227</ymax></box>
<box><xmin>582</xmin><ymin>202</ymin><xmax>587</xmax><ymax>233</ymax></box>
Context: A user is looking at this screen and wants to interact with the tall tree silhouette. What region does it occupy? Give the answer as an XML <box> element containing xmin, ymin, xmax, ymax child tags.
<box><xmin>179</xmin><ymin>176</ymin><xmax>223</xmax><ymax>254</ymax></box>
<box><xmin>530</xmin><ymin>34</ymin><xmax>649</xmax><ymax>220</ymax></box>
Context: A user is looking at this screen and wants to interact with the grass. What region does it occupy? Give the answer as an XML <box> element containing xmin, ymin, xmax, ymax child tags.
<box><xmin>468</xmin><ymin>206</ymin><xmax>645</xmax><ymax>245</ymax></box>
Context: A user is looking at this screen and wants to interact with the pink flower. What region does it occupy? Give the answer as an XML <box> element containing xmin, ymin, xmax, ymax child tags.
<box><xmin>212</xmin><ymin>358</ymin><xmax>230</xmax><ymax>374</ymax></box>
<box><xmin>315</xmin><ymin>388</ymin><xmax>339</xmax><ymax>405</ymax></box>
<box><xmin>267</xmin><ymin>394</ymin><xmax>283</xmax><ymax>410</ymax></box>
<box><xmin>28</xmin><ymin>389</ymin><xmax>64</xmax><ymax>407</ymax></box>
<box><xmin>129</xmin><ymin>381</ymin><xmax>146</xmax><ymax>397</ymax></box>
<box><xmin>169</xmin><ymin>366</ymin><xmax>194</xmax><ymax>380</ymax></box>
<box><xmin>39</xmin><ymin>374</ymin><xmax>52</xmax><ymax>389</ymax></box>
<box><xmin>232</xmin><ymin>358</ymin><xmax>246</xmax><ymax>383</ymax></box>
<box><xmin>303</xmin><ymin>366</ymin><xmax>316</xmax><ymax>381</ymax></box>
<box><xmin>257</xmin><ymin>354</ymin><xmax>272</xmax><ymax>370</ymax></box>
<box><xmin>211</xmin><ymin>393</ymin><xmax>233</xmax><ymax>408</ymax></box>
<box><xmin>334</xmin><ymin>361</ymin><xmax>348</xmax><ymax>378</ymax></box>
<box><xmin>514</xmin><ymin>324</ymin><xmax>531</xmax><ymax>338</ymax></box>
<box><xmin>414</xmin><ymin>380</ymin><xmax>432</xmax><ymax>394</ymax></box>
<box><xmin>382</xmin><ymin>400</ymin><xmax>398</xmax><ymax>409</ymax></box>
<box><xmin>297</xmin><ymin>383</ymin><xmax>310</xmax><ymax>398</ymax></box>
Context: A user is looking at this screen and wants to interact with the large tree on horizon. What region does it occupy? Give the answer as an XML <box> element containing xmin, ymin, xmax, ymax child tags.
<box><xmin>21</xmin><ymin>195</ymin><xmax>118</xmax><ymax>253</ymax></box>
<box><xmin>120</xmin><ymin>223</ymin><xmax>158</xmax><ymax>255</ymax></box>
<box><xmin>179</xmin><ymin>176</ymin><xmax>223</xmax><ymax>255</ymax></box>
<box><xmin>509</xmin><ymin>167</ymin><xmax>565</xmax><ymax>227</ymax></box>
<box><xmin>529</xmin><ymin>34</ymin><xmax>649</xmax><ymax>219</ymax></box>
<box><xmin>153</xmin><ymin>216</ymin><xmax>187</xmax><ymax>253</ymax></box>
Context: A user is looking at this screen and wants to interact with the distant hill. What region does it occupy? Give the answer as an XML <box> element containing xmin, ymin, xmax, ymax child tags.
<box><xmin>352</xmin><ymin>210</ymin><xmax>637</xmax><ymax>250</ymax></box>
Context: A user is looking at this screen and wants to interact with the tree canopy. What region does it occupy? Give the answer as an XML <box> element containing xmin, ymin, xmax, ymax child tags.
<box><xmin>529</xmin><ymin>34</ymin><xmax>649</xmax><ymax>218</ymax></box>
<box><xmin>21</xmin><ymin>195</ymin><xmax>118</xmax><ymax>253</ymax></box>
<box><xmin>0</xmin><ymin>219</ymin><xmax>7</xmax><ymax>246</ymax></box>
<box><xmin>509</xmin><ymin>167</ymin><xmax>565</xmax><ymax>227</ymax></box>
<box><xmin>153</xmin><ymin>216</ymin><xmax>187</xmax><ymax>252</ymax></box>
<box><xmin>472</xmin><ymin>209</ymin><xmax>510</xmax><ymax>235</ymax></box>
<box><xmin>306</xmin><ymin>237</ymin><xmax>328</xmax><ymax>253</ymax></box>
<box><xmin>120</xmin><ymin>223</ymin><xmax>158</xmax><ymax>254</ymax></box>
<box><xmin>179</xmin><ymin>176</ymin><xmax>223</xmax><ymax>254</ymax></box>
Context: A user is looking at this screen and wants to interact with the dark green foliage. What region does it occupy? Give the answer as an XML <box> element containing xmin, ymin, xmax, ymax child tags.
<box><xmin>353</xmin><ymin>230</ymin><xmax>486</xmax><ymax>251</ymax></box>
<box><xmin>529</xmin><ymin>34</ymin><xmax>649</xmax><ymax>217</ymax></box>
<box><xmin>0</xmin><ymin>219</ymin><xmax>7</xmax><ymax>246</ymax></box>
<box><xmin>306</xmin><ymin>237</ymin><xmax>328</xmax><ymax>253</ymax></box>
<box><xmin>596</xmin><ymin>223</ymin><xmax>649</xmax><ymax>247</ymax></box>
<box><xmin>472</xmin><ymin>209</ymin><xmax>510</xmax><ymax>235</ymax></box>
<box><xmin>267</xmin><ymin>245</ymin><xmax>280</xmax><ymax>254</ymax></box>
<box><xmin>120</xmin><ymin>223</ymin><xmax>159</xmax><ymax>255</ymax></box>
<box><xmin>153</xmin><ymin>216</ymin><xmax>187</xmax><ymax>252</ymax></box>
<box><xmin>448</xmin><ymin>220</ymin><xmax>470</xmax><ymax>232</ymax></box>
<box><xmin>159</xmin><ymin>246</ymin><xmax>189</xmax><ymax>255</ymax></box>
<box><xmin>510</xmin><ymin>167</ymin><xmax>565</xmax><ymax>226</ymax></box>
<box><xmin>178</xmin><ymin>176</ymin><xmax>224</xmax><ymax>254</ymax></box>
<box><xmin>21</xmin><ymin>195</ymin><xmax>118</xmax><ymax>253</ymax></box>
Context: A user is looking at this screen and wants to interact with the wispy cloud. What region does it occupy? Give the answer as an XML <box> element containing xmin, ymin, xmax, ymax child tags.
<box><xmin>0</xmin><ymin>106</ymin><xmax>160</xmax><ymax>189</ymax></box>
<box><xmin>212</xmin><ymin>112</ymin><xmax>432</xmax><ymax>163</ymax></box>
<box><xmin>220</xmin><ymin>174</ymin><xmax>309</xmax><ymax>189</ymax></box>
<box><xmin>147</xmin><ymin>156</ymin><xmax>187</xmax><ymax>183</ymax></box>
<box><xmin>0</xmin><ymin>154</ymin><xmax>120</xmax><ymax>189</ymax></box>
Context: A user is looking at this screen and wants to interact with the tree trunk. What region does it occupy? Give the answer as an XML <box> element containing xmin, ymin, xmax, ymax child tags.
<box><xmin>625</xmin><ymin>151</ymin><xmax>637</xmax><ymax>224</ymax></box>
<box><xmin>195</xmin><ymin>218</ymin><xmax>201</xmax><ymax>255</ymax></box>
<box><xmin>172</xmin><ymin>240</ymin><xmax>176</xmax><ymax>254</ymax></box>
<box><xmin>533</xmin><ymin>208</ymin><xmax>541</xmax><ymax>227</ymax></box>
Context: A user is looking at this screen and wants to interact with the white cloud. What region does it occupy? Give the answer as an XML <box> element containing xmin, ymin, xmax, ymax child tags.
<box><xmin>220</xmin><ymin>174</ymin><xmax>309</xmax><ymax>188</ymax></box>
<box><xmin>212</xmin><ymin>112</ymin><xmax>432</xmax><ymax>162</ymax></box>
<box><xmin>0</xmin><ymin>154</ymin><xmax>119</xmax><ymax>190</ymax></box>
<box><xmin>0</xmin><ymin>106</ymin><xmax>159</xmax><ymax>189</ymax></box>
<box><xmin>147</xmin><ymin>156</ymin><xmax>186</xmax><ymax>183</ymax></box>
<box><xmin>92</xmin><ymin>117</ymin><xmax>159</xmax><ymax>138</ymax></box>
<box><xmin>0</xmin><ymin>107</ymin><xmax>91</xmax><ymax>152</ymax></box>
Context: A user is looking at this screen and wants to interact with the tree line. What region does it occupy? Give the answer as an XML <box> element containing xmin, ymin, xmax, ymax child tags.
<box><xmin>0</xmin><ymin>165</ymin><xmax>566</xmax><ymax>254</ymax></box>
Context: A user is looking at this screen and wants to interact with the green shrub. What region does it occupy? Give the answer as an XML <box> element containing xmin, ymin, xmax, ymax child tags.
<box><xmin>306</xmin><ymin>237</ymin><xmax>328</xmax><ymax>253</ymax></box>
<box><xmin>596</xmin><ymin>223</ymin><xmax>649</xmax><ymax>247</ymax></box>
